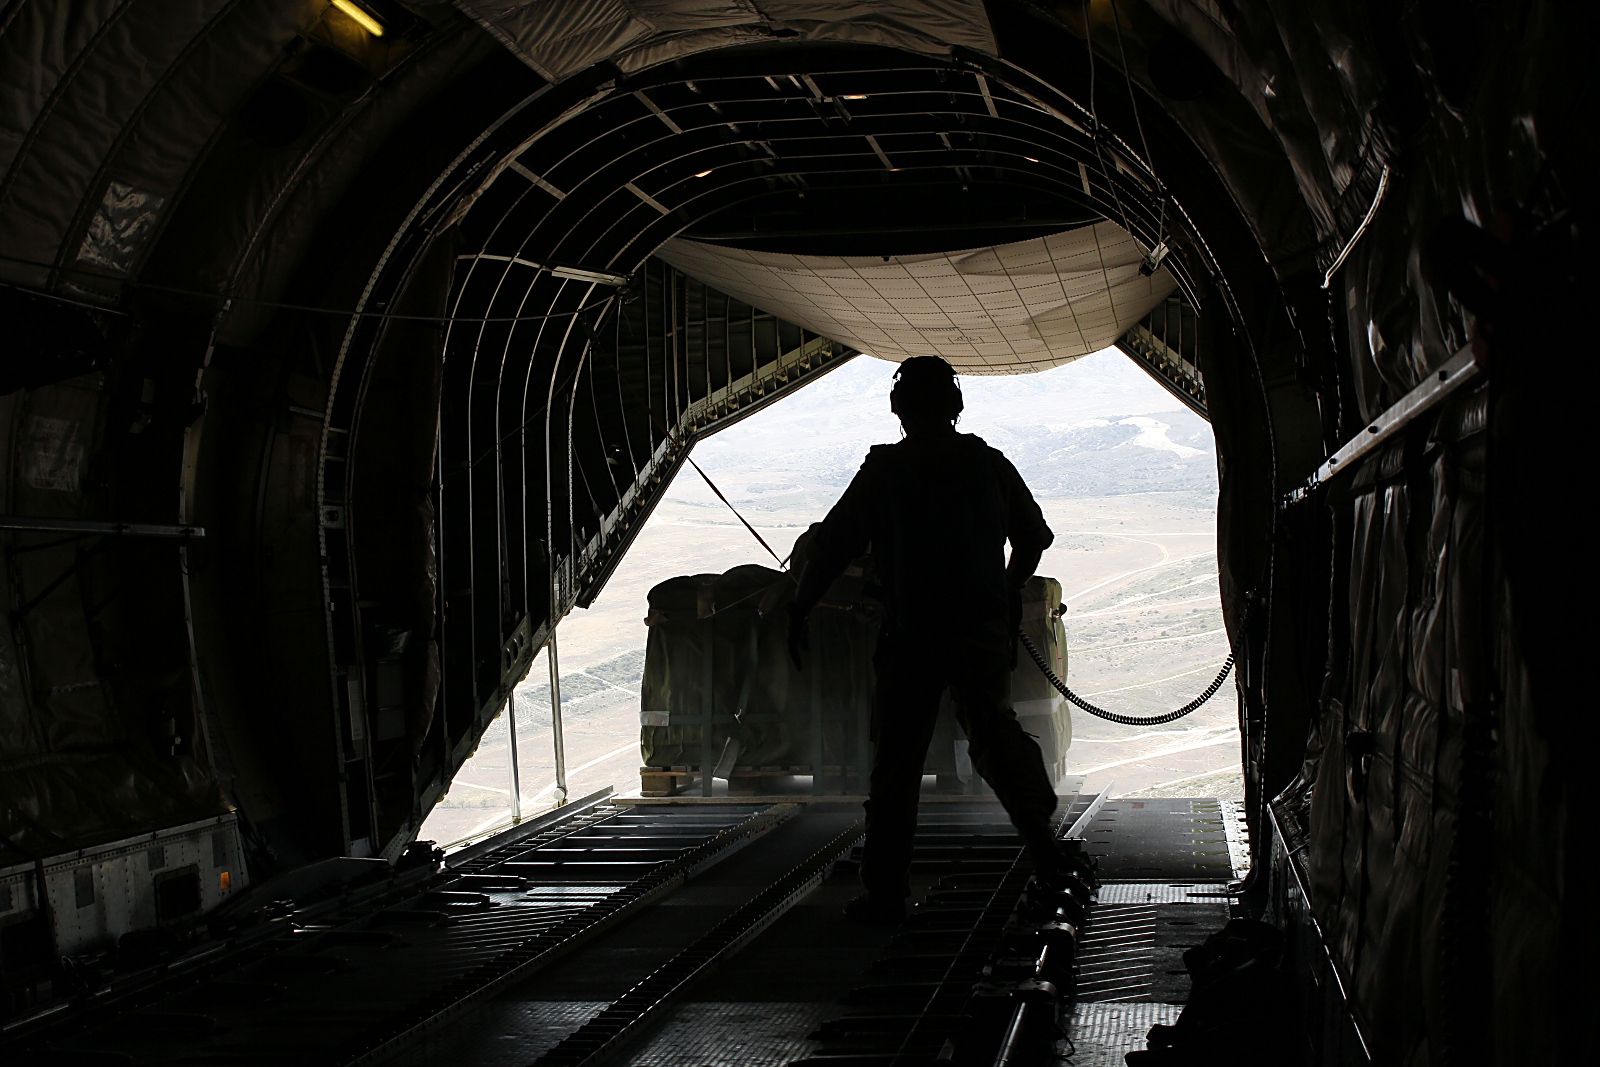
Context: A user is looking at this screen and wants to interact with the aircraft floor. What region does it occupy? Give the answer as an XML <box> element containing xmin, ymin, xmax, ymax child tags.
<box><xmin>381</xmin><ymin>796</ymin><xmax>1236</xmax><ymax>1066</ymax></box>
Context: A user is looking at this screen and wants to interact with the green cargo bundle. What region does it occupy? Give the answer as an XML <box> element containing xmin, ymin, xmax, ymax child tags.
<box><xmin>638</xmin><ymin>565</ymin><xmax>1072</xmax><ymax>796</ymax></box>
<box><xmin>920</xmin><ymin>575</ymin><xmax>1072</xmax><ymax>787</ymax></box>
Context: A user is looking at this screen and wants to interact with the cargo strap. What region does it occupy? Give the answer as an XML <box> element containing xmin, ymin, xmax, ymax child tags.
<box><xmin>686</xmin><ymin>455</ymin><xmax>787</xmax><ymax>570</ymax></box>
<box><xmin>1019</xmin><ymin>631</ymin><xmax>1234</xmax><ymax>727</ymax></box>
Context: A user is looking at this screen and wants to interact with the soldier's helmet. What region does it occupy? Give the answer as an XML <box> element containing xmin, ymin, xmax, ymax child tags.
<box><xmin>890</xmin><ymin>355</ymin><xmax>963</xmax><ymax>423</ymax></box>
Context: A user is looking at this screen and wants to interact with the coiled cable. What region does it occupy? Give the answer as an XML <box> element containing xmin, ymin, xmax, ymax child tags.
<box><xmin>1019</xmin><ymin>631</ymin><xmax>1234</xmax><ymax>726</ymax></box>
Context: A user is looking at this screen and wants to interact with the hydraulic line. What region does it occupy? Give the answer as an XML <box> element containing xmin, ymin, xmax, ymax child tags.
<box><xmin>1019</xmin><ymin>631</ymin><xmax>1233</xmax><ymax>726</ymax></box>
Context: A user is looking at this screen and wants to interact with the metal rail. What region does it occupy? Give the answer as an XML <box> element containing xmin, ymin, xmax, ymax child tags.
<box><xmin>1268</xmin><ymin>803</ymin><xmax>1374</xmax><ymax>1062</ymax></box>
<box><xmin>345</xmin><ymin>804</ymin><xmax>797</xmax><ymax>1065</ymax></box>
<box><xmin>991</xmin><ymin>1002</ymin><xmax>1031</xmax><ymax>1067</ymax></box>
<box><xmin>890</xmin><ymin>850</ymin><xmax>1038</xmax><ymax>1064</ymax></box>
<box><xmin>445</xmin><ymin>786</ymin><xmax>613</xmax><ymax>864</ymax></box>
<box><xmin>1285</xmin><ymin>346</ymin><xmax>1480</xmax><ymax>503</ymax></box>
<box><xmin>1063</xmin><ymin>782</ymin><xmax>1116</xmax><ymax>842</ymax></box>
<box><xmin>531</xmin><ymin>819</ymin><xmax>866</xmax><ymax>1067</ymax></box>
<box><xmin>0</xmin><ymin>516</ymin><xmax>205</xmax><ymax>538</ymax></box>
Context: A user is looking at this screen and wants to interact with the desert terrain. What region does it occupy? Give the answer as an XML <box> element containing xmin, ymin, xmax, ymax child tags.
<box><xmin>421</xmin><ymin>350</ymin><xmax>1239</xmax><ymax>847</ymax></box>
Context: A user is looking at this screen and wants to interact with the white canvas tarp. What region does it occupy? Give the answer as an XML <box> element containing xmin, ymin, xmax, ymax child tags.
<box><xmin>657</xmin><ymin>223</ymin><xmax>1179</xmax><ymax>374</ymax></box>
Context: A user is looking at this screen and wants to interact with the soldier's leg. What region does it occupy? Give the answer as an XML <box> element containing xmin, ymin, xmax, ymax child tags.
<box><xmin>860</xmin><ymin>649</ymin><xmax>944</xmax><ymax>901</ymax></box>
<box><xmin>948</xmin><ymin>654</ymin><xmax>1061</xmax><ymax>868</ymax></box>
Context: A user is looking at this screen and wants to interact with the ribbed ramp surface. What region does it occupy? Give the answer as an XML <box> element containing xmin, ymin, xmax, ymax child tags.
<box><xmin>3</xmin><ymin>803</ymin><xmax>778</xmax><ymax>1066</ymax></box>
<box><xmin>385</xmin><ymin>800</ymin><xmax>1043</xmax><ymax>1067</ymax></box>
<box><xmin>1063</xmin><ymin>797</ymin><xmax>1238</xmax><ymax>1061</ymax></box>
<box><xmin>7</xmin><ymin>796</ymin><xmax>1238</xmax><ymax>1065</ymax></box>
<box><xmin>399</xmin><ymin>797</ymin><xmax>1239</xmax><ymax>1066</ymax></box>
<box><xmin>1071</xmin><ymin>798</ymin><xmax>1236</xmax><ymax>1010</ymax></box>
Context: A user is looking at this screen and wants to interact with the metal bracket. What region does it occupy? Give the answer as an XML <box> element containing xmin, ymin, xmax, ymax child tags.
<box><xmin>1115</xmin><ymin>318</ymin><xmax>1207</xmax><ymax>418</ymax></box>
<box><xmin>1062</xmin><ymin>781</ymin><xmax>1115</xmax><ymax>841</ymax></box>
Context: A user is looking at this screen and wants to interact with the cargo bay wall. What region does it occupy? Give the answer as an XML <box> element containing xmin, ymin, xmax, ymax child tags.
<box><xmin>0</xmin><ymin>3</ymin><xmax>1592</xmax><ymax>1059</ymax></box>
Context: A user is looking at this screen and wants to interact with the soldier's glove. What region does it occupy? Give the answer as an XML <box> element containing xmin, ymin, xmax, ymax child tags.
<box><xmin>787</xmin><ymin>602</ymin><xmax>811</xmax><ymax>671</ymax></box>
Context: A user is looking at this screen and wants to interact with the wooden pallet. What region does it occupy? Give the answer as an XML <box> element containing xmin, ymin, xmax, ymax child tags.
<box><xmin>639</xmin><ymin>765</ymin><xmax>861</xmax><ymax>797</ymax></box>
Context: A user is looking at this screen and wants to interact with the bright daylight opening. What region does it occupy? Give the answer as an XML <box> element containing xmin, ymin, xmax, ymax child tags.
<box><xmin>421</xmin><ymin>348</ymin><xmax>1234</xmax><ymax>848</ymax></box>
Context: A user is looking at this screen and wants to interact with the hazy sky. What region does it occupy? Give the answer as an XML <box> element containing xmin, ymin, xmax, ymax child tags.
<box><xmin>669</xmin><ymin>347</ymin><xmax>1218</xmax><ymax>515</ymax></box>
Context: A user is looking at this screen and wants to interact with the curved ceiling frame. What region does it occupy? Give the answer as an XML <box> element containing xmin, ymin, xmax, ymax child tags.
<box><xmin>434</xmin><ymin>51</ymin><xmax>1211</xmax><ymax>560</ymax></box>
<box><xmin>441</xmin><ymin>49</ymin><xmax>1230</xmax><ymax>398</ymax></box>
<box><xmin>318</xmin><ymin>42</ymin><xmax>1244</xmax><ymax>858</ymax></box>
<box><xmin>440</xmin><ymin>67</ymin><xmax>1189</xmax><ymax>547</ymax></box>
<box><xmin>488</xmin><ymin>65</ymin><xmax>1202</xmax><ymax>299</ymax></box>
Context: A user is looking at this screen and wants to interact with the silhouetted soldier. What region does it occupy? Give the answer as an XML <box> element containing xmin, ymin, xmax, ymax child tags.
<box><xmin>788</xmin><ymin>355</ymin><xmax>1062</xmax><ymax>923</ymax></box>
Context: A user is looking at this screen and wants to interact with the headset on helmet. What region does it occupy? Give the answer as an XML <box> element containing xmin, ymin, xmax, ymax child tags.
<box><xmin>890</xmin><ymin>356</ymin><xmax>963</xmax><ymax>422</ymax></box>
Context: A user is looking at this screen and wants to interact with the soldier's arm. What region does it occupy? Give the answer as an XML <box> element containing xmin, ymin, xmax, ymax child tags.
<box><xmin>791</xmin><ymin>454</ymin><xmax>876</xmax><ymax>617</ymax></box>
<box><xmin>998</xmin><ymin>453</ymin><xmax>1053</xmax><ymax>588</ymax></box>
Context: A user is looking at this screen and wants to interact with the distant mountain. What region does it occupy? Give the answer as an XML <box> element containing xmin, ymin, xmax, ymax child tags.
<box><xmin>976</xmin><ymin>415</ymin><xmax>1216</xmax><ymax>498</ymax></box>
<box><xmin>677</xmin><ymin>348</ymin><xmax>1217</xmax><ymax>507</ymax></box>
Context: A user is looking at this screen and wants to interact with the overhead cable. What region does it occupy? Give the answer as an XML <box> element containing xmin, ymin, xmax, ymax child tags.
<box><xmin>1106</xmin><ymin>0</ymin><xmax>1169</xmax><ymax>268</ymax></box>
